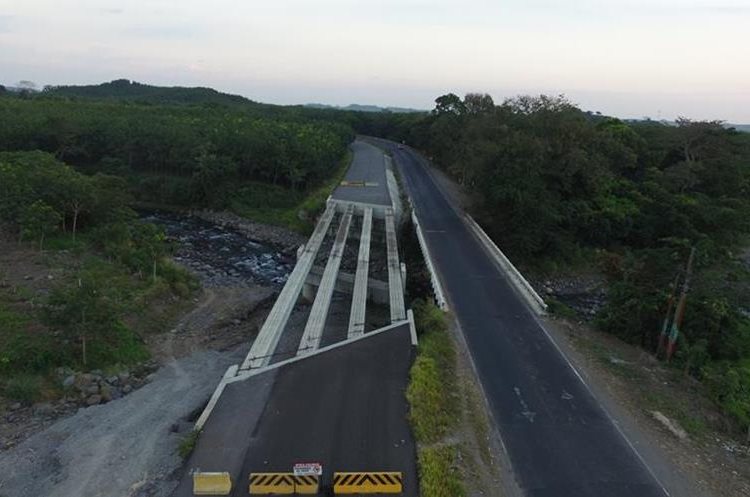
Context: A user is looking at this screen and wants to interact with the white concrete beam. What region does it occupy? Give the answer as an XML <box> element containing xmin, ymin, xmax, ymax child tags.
<box><xmin>348</xmin><ymin>207</ymin><xmax>373</xmax><ymax>338</ymax></box>
<box><xmin>385</xmin><ymin>208</ymin><xmax>406</xmax><ymax>322</ymax></box>
<box><xmin>240</xmin><ymin>205</ymin><xmax>336</xmax><ymax>370</ymax></box>
<box><xmin>297</xmin><ymin>206</ymin><xmax>354</xmax><ymax>355</ymax></box>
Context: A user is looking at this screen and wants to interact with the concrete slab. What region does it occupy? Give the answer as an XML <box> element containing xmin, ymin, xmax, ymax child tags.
<box><xmin>331</xmin><ymin>141</ymin><xmax>391</xmax><ymax>207</ymax></box>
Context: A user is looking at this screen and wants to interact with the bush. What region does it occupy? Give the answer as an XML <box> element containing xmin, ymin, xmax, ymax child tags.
<box><xmin>178</xmin><ymin>430</ymin><xmax>201</xmax><ymax>459</ymax></box>
<box><xmin>417</xmin><ymin>446</ymin><xmax>465</xmax><ymax>497</ymax></box>
<box><xmin>406</xmin><ymin>301</ymin><xmax>458</xmax><ymax>443</ymax></box>
<box><xmin>4</xmin><ymin>374</ymin><xmax>43</xmax><ymax>404</ymax></box>
<box><xmin>704</xmin><ymin>359</ymin><xmax>750</xmax><ymax>435</ymax></box>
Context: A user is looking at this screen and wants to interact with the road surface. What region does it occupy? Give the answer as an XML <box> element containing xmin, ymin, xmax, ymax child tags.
<box><xmin>331</xmin><ymin>141</ymin><xmax>391</xmax><ymax>206</ymax></box>
<box><xmin>380</xmin><ymin>139</ymin><xmax>667</xmax><ymax>497</ymax></box>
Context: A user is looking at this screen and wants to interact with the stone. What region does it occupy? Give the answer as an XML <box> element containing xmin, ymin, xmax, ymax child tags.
<box><xmin>651</xmin><ymin>411</ymin><xmax>688</xmax><ymax>440</ymax></box>
<box><xmin>86</xmin><ymin>395</ymin><xmax>102</xmax><ymax>406</ymax></box>
<box><xmin>75</xmin><ymin>373</ymin><xmax>95</xmax><ymax>389</ymax></box>
<box><xmin>107</xmin><ymin>376</ymin><xmax>119</xmax><ymax>385</ymax></box>
<box><xmin>85</xmin><ymin>385</ymin><xmax>100</xmax><ymax>395</ymax></box>
<box><xmin>118</xmin><ymin>371</ymin><xmax>131</xmax><ymax>383</ymax></box>
<box><xmin>33</xmin><ymin>403</ymin><xmax>55</xmax><ymax>416</ymax></box>
<box><xmin>62</xmin><ymin>375</ymin><xmax>76</xmax><ymax>388</ymax></box>
<box><xmin>100</xmin><ymin>385</ymin><xmax>112</xmax><ymax>402</ymax></box>
<box><xmin>122</xmin><ymin>384</ymin><xmax>133</xmax><ymax>394</ymax></box>
<box><xmin>9</xmin><ymin>402</ymin><xmax>21</xmax><ymax>411</ymax></box>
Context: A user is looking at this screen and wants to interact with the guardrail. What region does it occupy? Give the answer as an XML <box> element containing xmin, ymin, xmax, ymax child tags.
<box><xmin>464</xmin><ymin>214</ymin><xmax>547</xmax><ymax>316</ymax></box>
<box><xmin>410</xmin><ymin>210</ymin><xmax>448</xmax><ymax>311</ymax></box>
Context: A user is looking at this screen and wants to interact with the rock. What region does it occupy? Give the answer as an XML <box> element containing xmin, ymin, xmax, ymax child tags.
<box><xmin>118</xmin><ymin>371</ymin><xmax>131</xmax><ymax>383</ymax></box>
<box><xmin>651</xmin><ymin>411</ymin><xmax>688</xmax><ymax>440</ymax></box>
<box><xmin>75</xmin><ymin>373</ymin><xmax>95</xmax><ymax>389</ymax></box>
<box><xmin>33</xmin><ymin>403</ymin><xmax>55</xmax><ymax>416</ymax></box>
<box><xmin>85</xmin><ymin>385</ymin><xmax>100</xmax><ymax>395</ymax></box>
<box><xmin>100</xmin><ymin>385</ymin><xmax>112</xmax><ymax>402</ymax></box>
<box><xmin>9</xmin><ymin>402</ymin><xmax>22</xmax><ymax>411</ymax></box>
<box><xmin>144</xmin><ymin>373</ymin><xmax>156</xmax><ymax>383</ymax></box>
<box><xmin>86</xmin><ymin>395</ymin><xmax>102</xmax><ymax>406</ymax></box>
<box><xmin>122</xmin><ymin>384</ymin><xmax>133</xmax><ymax>394</ymax></box>
<box><xmin>62</xmin><ymin>375</ymin><xmax>76</xmax><ymax>388</ymax></box>
<box><xmin>24</xmin><ymin>275</ymin><xmax>33</xmax><ymax>280</ymax></box>
<box><xmin>232</xmin><ymin>319</ymin><xmax>242</xmax><ymax>326</ymax></box>
<box><xmin>107</xmin><ymin>376</ymin><xmax>119</xmax><ymax>385</ymax></box>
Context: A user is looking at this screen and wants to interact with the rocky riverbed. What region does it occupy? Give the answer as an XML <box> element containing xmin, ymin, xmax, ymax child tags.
<box><xmin>142</xmin><ymin>211</ymin><xmax>294</xmax><ymax>288</ymax></box>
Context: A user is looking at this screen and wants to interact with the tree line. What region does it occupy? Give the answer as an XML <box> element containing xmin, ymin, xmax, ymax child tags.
<box><xmin>357</xmin><ymin>93</ymin><xmax>750</xmax><ymax>435</ymax></box>
<box><xmin>0</xmin><ymin>92</ymin><xmax>354</xmax><ymax>208</ymax></box>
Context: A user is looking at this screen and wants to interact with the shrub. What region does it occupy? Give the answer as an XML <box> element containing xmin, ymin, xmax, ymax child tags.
<box><xmin>4</xmin><ymin>374</ymin><xmax>43</xmax><ymax>404</ymax></box>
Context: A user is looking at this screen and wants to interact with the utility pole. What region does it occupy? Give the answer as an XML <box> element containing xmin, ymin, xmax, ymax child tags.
<box><xmin>666</xmin><ymin>247</ymin><xmax>696</xmax><ymax>362</ymax></box>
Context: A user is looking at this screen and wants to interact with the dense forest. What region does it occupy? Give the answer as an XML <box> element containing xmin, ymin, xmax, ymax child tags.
<box><xmin>0</xmin><ymin>88</ymin><xmax>354</xmax><ymax>213</ymax></box>
<box><xmin>362</xmin><ymin>93</ymin><xmax>750</xmax><ymax>435</ymax></box>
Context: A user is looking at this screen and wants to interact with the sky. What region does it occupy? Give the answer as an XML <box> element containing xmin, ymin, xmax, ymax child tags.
<box><xmin>1</xmin><ymin>0</ymin><xmax>749</xmax><ymax>122</ymax></box>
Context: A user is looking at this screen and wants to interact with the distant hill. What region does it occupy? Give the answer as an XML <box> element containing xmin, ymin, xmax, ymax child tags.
<box><xmin>44</xmin><ymin>79</ymin><xmax>256</xmax><ymax>107</ymax></box>
<box><xmin>305</xmin><ymin>103</ymin><xmax>425</xmax><ymax>114</ymax></box>
<box><xmin>728</xmin><ymin>123</ymin><xmax>750</xmax><ymax>133</ymax></box>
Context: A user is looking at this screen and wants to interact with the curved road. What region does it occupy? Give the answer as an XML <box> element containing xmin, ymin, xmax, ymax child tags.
<box><xmin>378</xmin><ymin>139</ymin><xmax>668</xmax><ymax>497</ymax></box>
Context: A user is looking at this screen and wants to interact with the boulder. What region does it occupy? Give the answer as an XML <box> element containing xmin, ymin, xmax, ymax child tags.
<box><xmin>86</xmin><ymin>395</ymin><xmax>102</xmax><ymax>406</ymax></box>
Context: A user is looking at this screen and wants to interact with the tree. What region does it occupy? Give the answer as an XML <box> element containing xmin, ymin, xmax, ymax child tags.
<box><xmin>433</xmin><ymin>93</ymin><xmax>465</xmax><ymax>116</ymax></box>
<box><xmin>463</xmin><ymin>93</ymin><xmax>494</xmax><ymax>115</ymax></box>
<box><xmin>20</xmin><ymin>200</ymin><xmax>60</xmax><ymax>250</ymax></box>
<box><xmin>46</xmin><ymin>276</ymin><xmax>121</xmax><ymax>366</ymax></box>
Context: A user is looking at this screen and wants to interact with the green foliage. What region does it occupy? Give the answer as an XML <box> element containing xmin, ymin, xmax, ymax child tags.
<box><xmin>20</xmin><ymin>200</ymin><xmax>60</xmax><ymax>249</ymax></box>
<box><xmin>44</xmin><ymin>265</ymin><xmax>149</xmax><ymax>368</ymax></box>
<box><xmin>0</xmin><ymin>303</ymin><xmax>60</xmax><ymax>374</ymax></box>
<box><xmin>417</xmin><ymin>445</ymin><xmax>465</xmax><ymax>497</ymax></box>
<box><xmin>3</xmin><ymin>374</ymin><xmax>43</xmax><ymax>404</ymax></box>
<box><xmin>0</xmin><ymin>94</ymin><xmax>353</xmax><ymax>209</ymax></box>
<box><xmin>407</xmin><ymin>301</ymin><xmax>458</xmax><ymax>444</ymax></box>
<box><xmin>703</xmin><ymin>359</ymin><xmax>750</xmax><ymax>432</ymax></box>
<box><xmin>178</xmin><ymin>429</ymin><xmax>201</xmax><ymax>459</ymax></box>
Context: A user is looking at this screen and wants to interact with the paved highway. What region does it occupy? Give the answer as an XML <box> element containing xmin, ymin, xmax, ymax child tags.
<box><xmin>380</xmin><ymin>140</ymin><xmax>667</xmax><ymax>497</ymax></box>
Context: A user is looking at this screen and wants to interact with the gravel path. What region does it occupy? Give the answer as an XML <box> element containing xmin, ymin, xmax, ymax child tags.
<box><xmin>0</xmin><ymin>347</ymin><xmax>244</xmax><ymax>497</ymax></box>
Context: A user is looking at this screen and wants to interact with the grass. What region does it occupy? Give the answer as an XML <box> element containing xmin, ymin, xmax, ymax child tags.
<box><xmin>407</xmin><ymin>300</ymin><xmax>466</xmax><ymax>496</ymax></box>
<box><xmin>417</xmin><ymin>445</ymin><xmax>466</xmax><ymax>497</ymax></box>
<box><xmin>407</xmin><ymin>301</ymin><xmax>459</xmax><ymax>444</ymax></box>
<box><xmin>231</xmin><ymin>151</ymin><xmax>352</xmax><ymax>234</ymax></box>
<box><xmin>547</xmin><ymin>297</ymin><xmax>578</xmax><ymax>319</ymax></box>
<box><xmin>3</xmin><ymin>374</ymin><xmax>43</xmax><ymax>404</ymax></box>
<box><xmin>178</xmin><ymin>429</ymin><xmax>201</xmax><ymax>459</ymax></box>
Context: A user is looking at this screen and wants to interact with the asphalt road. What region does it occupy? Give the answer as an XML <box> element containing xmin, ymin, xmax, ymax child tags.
<box><xmin>379</xmin><ymin>140</ymin><xmax>667</xmax><ymax>497</ymax></box>
<box><xmin>331</xmin><ymin>140</ymin><xmax>391</xmax><ymax>206</ymax></box>
<box><xmin>171</xmin><ymin>324</ymin><xmax>416</xmax><ymax>497</ymax></box>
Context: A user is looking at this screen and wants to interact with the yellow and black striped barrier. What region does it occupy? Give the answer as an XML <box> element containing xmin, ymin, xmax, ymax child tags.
<box><xmin>333</xmin><ymin>472</ymin><xmax>403</xmax><ymax>494</ymax></box>
<box><xmin>248</xmin><ymin>473</ymin><xmax>295</xmax><ymax>495</ymax></box>
<box><xmin>293</xmin><ymin>475</ymin><xmax>319</xmax><ymax>494</ymax></box>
